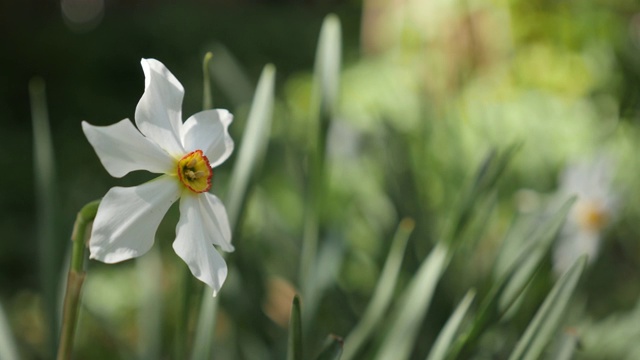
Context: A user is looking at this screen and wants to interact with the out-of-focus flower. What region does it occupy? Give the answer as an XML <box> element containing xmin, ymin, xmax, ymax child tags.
<box><xmin>553</xmin><ymin>154</ymin><xmax>618</xmax><ymax>275</ymax></box>
<box><xmin>82</xmin><ymin>58</ymin><xmax>234</xmax><ymax>296</ymax></box>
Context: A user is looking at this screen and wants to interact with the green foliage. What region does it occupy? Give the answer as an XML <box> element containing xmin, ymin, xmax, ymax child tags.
<box><xmin>7</xmin><ymin>1</ymin><xmax>640</xmax><ymax>359</ymax></box>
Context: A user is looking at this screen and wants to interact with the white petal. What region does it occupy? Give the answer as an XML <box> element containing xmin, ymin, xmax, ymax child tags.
<box><xmin>199</xmin><ymin>192</ymin><xmax>234</xmax><ymax>252</ymax></box>
<box><xmin>89</xmin><ymin>176</ymin><xmax>181</xmax><ymax>263</ymax></box>
<box><xmin>135</xmin><ymin>58</ymin><xmax>185</xmax><ymax>157</ymax></box>
<box><xmin>181</xmin><ymin>109</ymin><xmax>234</xmax><ymax>167</ymax></box>
<box><xmin>82</xmin><ymin>120</ymin><xmax>175</xmax><ymax>177</ymax></box>
<box><xmin>173</xmin><ymin>194</ymin><xmax>230</xmax><ymax>296</ymax></box>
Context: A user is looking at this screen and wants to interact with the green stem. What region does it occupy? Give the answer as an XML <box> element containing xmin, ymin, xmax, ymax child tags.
<box><xmin>57</xmin><ymin>200</ymin><xmax>100</xmax><ymax>360</ymax></box>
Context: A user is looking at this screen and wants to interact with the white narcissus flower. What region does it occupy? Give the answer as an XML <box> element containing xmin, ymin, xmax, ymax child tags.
<box><xmin>552</xmin><ymin>154</ymin><xmax>618</xmax><ymax>276</ymax></box>
<box><xmin>82</xmin><ymin>58</ymin><xmax>234</xmax><ymax>296</ymax></box>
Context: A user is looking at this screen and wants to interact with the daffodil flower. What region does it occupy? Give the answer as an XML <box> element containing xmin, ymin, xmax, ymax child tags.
<box><xmin>82</xmin><ymin>58</ymin><xmax>234</xmax><ymax>296</ymax></box>
<box><xmin>552</xmin><ymin>154</ymin><xmax>618</xmax><ymax>276</ymax></box>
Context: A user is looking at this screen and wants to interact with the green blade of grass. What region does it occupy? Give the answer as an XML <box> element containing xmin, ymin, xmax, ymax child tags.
<box><xmin>315</xmin><ymin>335</ymin><xmax>344</xmax><ymax>360</ymax></box>
<box><xmin>205</xmin><ymin>44</ymin><xmax>254</xmax><ymax>108</ymax></box>
<box><xmin>497</xmin><ymin>197</ymin><xmax>577</xmax><ymax>314</ymax></box>
<box><xmin>446</xmin><ymin>196</ymin><xmax>576</xmax><ymax>359</ymax></box>
<box><xmin>202</xmin><ymin>52</ymin><xmax>214</xmax><ymax>110</ymax></box>
<box><xmin>342</xmin><ymin>218</ymin><xmax>415</xmax><ymax>360</ymax></box>
<box><xmin>374</xmin><ymin>242</ymin><xmax>450</xmax><ymax>360</ymax></box>
<box><xmin>29</xmin><ymin>77</ymin><xmax>59</xmax><ymax>352</ymax></box>
<box><xmin>299</xmin><ymin>13</ymin><xmax>342</xmax><ymax>325</ymax></box>
<box><xmin>287</xmin><ymin>295</ymin><xmax>303</xmax><ymax>360</ymax></box>
<box><xmin>445</xmin><ymin>145</ymin><xmax>519</xmax><ymax>245</ymax></box>
<box><xmin>0</xmin><ymin>301</ymin><xmax>19</xmax><ymax>360</ymax></box>
<box><xmin>508</xmin><ymin>256</ymin><xmax>586</xmax><ymax>360</ymax></box>
<box><xmin>190</xmin><ymin>64</ymin><xmax>276</xmax><ymax>360</ymax></box>
<box><xmin>136</xmin><ymin>247</ymin><xmax>162</xmax><ymax>360</ymax></box>
<box><xmin>426</xmin><ymin>290</ymin><xmax>476</xmax><ymax>360</ymax></box>
<box><xmin>550</xmin><ymin>330</ymin><xmax>580</xmax><ymax>360</ymax></box>
<box><xmin>225</xmin><ymin>63</ymin><xmax>276</xmax><ymax>229</ymax></box>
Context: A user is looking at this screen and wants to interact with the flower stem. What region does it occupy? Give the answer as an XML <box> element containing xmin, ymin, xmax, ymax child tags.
<box><xmin>56</xmin><ymin>200</ymin><xmax>100</xmax><ymax>360</ymax></box>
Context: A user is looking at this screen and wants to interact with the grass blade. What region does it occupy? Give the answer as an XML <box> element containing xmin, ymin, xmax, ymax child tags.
<box><xmin>202</xmin><ymin>52</ymin><xmax>214</xmax><ymax>110</ymax></box>
<box><xmin>206</xmin><ymin>44</ymin><xmax>254</xmax><ymax>107</ymax></box>
<box><xmin>225</xmin><ymin>63</ymin><xmax>276</xmax><ymax>228</ymax></box>
<box><xmin>191</xmin><ymin>64</ymin><xmax>276</xmax><ymax>360</ymax></box>
<box><xmin>342</xmin><ymin>218</ymin><xmax>415</xmax><ymax>360</ymax></box>
<box><xmin>426</xmin><ymin>290</ymin><xmax>476</xmax><ymax>360</ymax></box>
<box><xmin>508</xmin><ymin>256</ymin><xmax>587</xmax><ymax>360</ymax></box>
<box><xmin>550</xmin><ymin>329</ymin><xmax>580</xmax><ymax>360</ymax></box>
<box><xmin>315</xmin><ymin>335</ymin><xmax>344</xmax><ymax>360</ymax></box>
<box><xmin>136</xmin><ymin>247</ymin><xmax>163</xmax><ymax>360</ymax></box>
<box><xmin>300</xmin><ymin>13</ymin><xmax>342</xmax><ymax>322</ymax></box>
<box><xmin>497</xmin><ymin>197</ymin><xmax>577</xmax><ymax>314</ymax></box>
<box><xmin>29</xmin><ymin>77</ymin><xmax>59</xmax><ymax>352</ymax></box>
<box><xmin>446</xmin><ymin>196</ymin><xmax>576</xmax><ymax>359</ymax></box>
<box><xmin>374</xmin><ymin>243</ymin><xmax>449</xmax><ymax>360</ymax></box>
<box><xmin>287</xmin><ymin>295</ymin><xmax>303</xmax><ymax>360</ymax></box>
<box><xmin>0</xmin><ymin>301</ymin><xmax>19</xmax><ymax>360</ymax></box>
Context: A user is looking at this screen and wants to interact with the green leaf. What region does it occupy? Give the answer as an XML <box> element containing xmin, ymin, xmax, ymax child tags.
<box><xmin>225</xmin><ymin>63</ymin><xmax>276</xmax><ymax>229</ymax></box>
<box><xmin>508</xmin><ymin>256</ymin><xmax>587</xmax><ymax>360</ymax></box>
<box><xmin>202</xmin><ymin>51</ymin><xmax>214</xmax><ymax>110</ymax></box>
<box><xmin>29</xmin><ymin>77</ymin><xmax>59</xmax><ymax>352</ymax></box>
<box><xmin>342</xmin><ymin>218</ymin><xmax>414</xmax><ymax>360</ymax></box>
<box><xmin>191</xmin><ymin>64</ymin><xmax>276</xmax><ymax>360</ymax></box>
<box><xmin>426</xmin><ymin>290</ymin><xmax>476</xmax><ymax>360</ymax></box>
<box><xmin>446</xmin><ymin>196</ymin><xmax>576</xmax><ymax>359</ymax></box>
<box><xmin>205</xmin><ymin>43</ymin><xmax>254</xmax><ymax>107</ymax></box>
<box><xmin>445</xmin><ymin>145</ymin><xmax>519</xmax><ymax>246</ymax></box>
<box><xmin>374</xmin><ymin>243</ymin><xmax>449</xmax><ymax>360</ymax></box>
<box><xmin>287</xmin><ymin>295</ymin><xmax>303</xmax><ymax>360</ymax></box>
<box><xmin>315</xmin><ymin>335</ymin><xmax>344</xmax><ymax>360</ymax></box>
<box><xmin>136</xmin><ymin>247</ymin><xmax>163</xmax><ymax>360</ymax></box>
<box><xmin>497</xmin><ymin>196</ymin><xmax>577</xmax><ymax>314</ymax></box>
<box><xmin>0</xmin><ymin>301</ymin><xmax>19</xmax><ymax>360</ymax></box>
<box><xmin>312</xmin><ymin>13</ymin><xmax>341</xmax><ymax>123</ymax></box>
<box><xmin>549</xmin><ymin>329</ymin><xmax>580</xmax><ymax>360</ymax></box>
<box><xmin>299</xmin><ymin>13</ymin><xmax>342</xmax><ymax>320</ymax></box>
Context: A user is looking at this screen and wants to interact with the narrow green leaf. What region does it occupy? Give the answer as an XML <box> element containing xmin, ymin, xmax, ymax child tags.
<box><xmin>29</xmin><ymin>77</ymin><xmax>59</xmax><ymax>352</ymax></box>
<box><xmin>498</xmin><ymin>197</ymin><xmax>577</xmax><ymax>314</ymax></box>
<box><xmin>446</xmin><ymin>196</ymin><xmax>576</xmax><ymax>359</ymax></box>
<box><xmin>225</xmin><ymin>63</ymin><xmax>276</xmax><ymax>228</ymax></box>
<box><xmin>287</xmin><ymin>295</ymin><xmax>303</xmax><ymax>360</ymax></box>
<box><xmin>0</xmin><ymin>301</ymin><xmax>19</xmax><ymax>360</ymax></box>
<box><xmin>426</xmin><ymin>290</ymin><xmax>476</xmax><ymax>360</ymax></box>
<box><xmin>374</xmin><ymin>243</ymin><xmax>449</xmax><ymax>360</ymax></box>
<box><xmin>315</xmin><ymin>335</ymin><xmax>344</xmax><ymax>360</ymax></box>
<box><xmin>508</xmin><ymin>256</ymin><xmax>587</xmax><ymax>360</ymax></box>
<box><xmin>445</xmin><ymin>145</ymin><xmax>518</xmax><ymax>245</ymax></box>
<box><xmin>299</xmin><ymin>13</ymin><xmax>342</xmax><ymax>321</ymax></box>
<box><xmin>191</xmin><ymin>64</ymin><xmax>276</xmax><ymax>360</ymax></box>
<box><xmin>136</xmin><ymin>247</ymin><xmax>162</xmax><ymax>360</ymax></box>
<box><xmin>342</xmin><ymin>218</ymin><xmax>415</xmax><ymax>360</ymax></box>
<box><xmin>550</xmin><ymin>329</ymin><xmax>580</xmax><ymax>360</ymax></box>
<box><xmin>206</xmin><ymin>43</ymin><xmax>254</xmax><ymax>107</ymax></box>
<box><xmin>202</xmin><ymin>51</ymin><xmax>214</xmax><ymax>110</ymax></box>
<box><xmin>313</xmin><ymin>14</ymin><xmax>341</xmax><ymax>123</ymax></box>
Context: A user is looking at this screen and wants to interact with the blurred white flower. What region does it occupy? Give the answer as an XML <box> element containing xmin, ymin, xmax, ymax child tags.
<box><xmin>82</xmin><ymin>58</ymin><xmax>234</xmax><ymax>296</ymax></box>
<box><xmin>553</xmin><ymin>154</ymin><xmax>618</xmax><ymax>275</ymax></box>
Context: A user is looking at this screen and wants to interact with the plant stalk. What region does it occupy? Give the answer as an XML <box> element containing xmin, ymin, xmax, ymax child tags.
<box><xmin>56</xmin><ymin>200</ymin><xmax>100</xmax><ymax>360</ymax></box>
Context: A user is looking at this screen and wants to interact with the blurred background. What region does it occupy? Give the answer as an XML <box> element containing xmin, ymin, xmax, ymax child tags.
<box><xmin>3</xmin><ymin>0</ymin><xmax>640</xmax><ymax>359</ymax></box>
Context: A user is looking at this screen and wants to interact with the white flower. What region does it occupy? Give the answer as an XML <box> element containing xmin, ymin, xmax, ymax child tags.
<box><xmin>82</xmin><ymin>58</ymin><xmax>234</xmax><ymax>296</ymax></box>
<box><xmin>552</xmin><ymin>154</ymin><xmax>618</xmax><ymax>276</ymax></box>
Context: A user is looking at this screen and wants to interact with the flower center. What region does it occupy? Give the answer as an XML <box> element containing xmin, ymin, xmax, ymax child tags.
<box><xmin>177</xmin><ymin>150</ymin><xmax>213</xmax><ymax>193</ymax></box>
<box><xmin>576</xmin><ymin>201</ymin><xmax>609</xmax><ymax>232</ymax></box>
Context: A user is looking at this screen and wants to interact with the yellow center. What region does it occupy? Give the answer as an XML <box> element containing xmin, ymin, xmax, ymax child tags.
<box><xmin>177</xmin><ymin>150</ymin><xmax>213</xmax><ymax>193</ymax></box>
<box><xmin>576</xmin><ymin>201</ymin><xmax>609</xmax><ymax>232</ymax></box>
